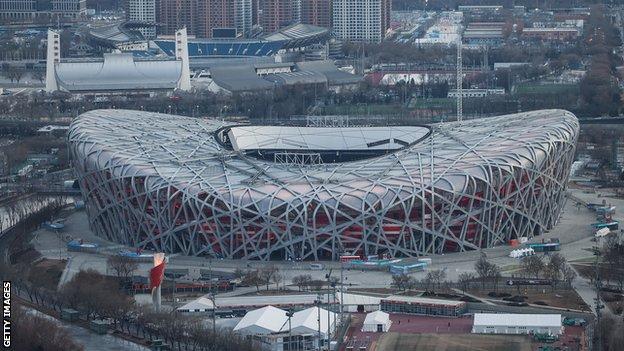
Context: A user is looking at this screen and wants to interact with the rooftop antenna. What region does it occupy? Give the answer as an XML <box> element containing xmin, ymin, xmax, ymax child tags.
<box><xmin>456</xmin><ymin>36</ymin><xmax>463</xmax><ymax>122</ymax></box>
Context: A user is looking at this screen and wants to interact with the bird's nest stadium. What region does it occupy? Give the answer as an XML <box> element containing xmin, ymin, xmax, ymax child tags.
<box><xmin>68</xmin><ymin>109</ymin><xmax>578</xmax><ymax>261</ymax></box>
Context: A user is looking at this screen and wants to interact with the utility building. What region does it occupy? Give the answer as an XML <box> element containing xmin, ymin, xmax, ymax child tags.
<box><xmin>472</xmin><ymin>314</ymin><xmax>563</xmax><ymax>335</ymax></box>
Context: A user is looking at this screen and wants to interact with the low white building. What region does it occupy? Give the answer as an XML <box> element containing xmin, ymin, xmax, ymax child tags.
<box><xmin>362</xmin><ymin>311</ymin><xmax>392</xmax><ymax>332</ymax></box>
<box><xmin>472</xmin><ymin>313</ymin><xmax>563</xmax><ymax>335</ymax></box>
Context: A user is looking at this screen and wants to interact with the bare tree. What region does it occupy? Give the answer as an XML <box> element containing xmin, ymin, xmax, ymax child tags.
<box><xmin>243</xmin><ymin>269</ymin><xmax>263</xmax><ymax>292</ymax></box>
<box><xmin>292</xmin><ymin>274</ymin><xmax>312</xmax><ymax>291</ymax></box>
<box><xmin>391</xmin><ymin>274</ymin><xmax>413</xmax><ymax>291</ymax></box>
<box><xmin>107</xmin><ymin>255</ymin><xmax>139</xmax><ymax>283</ymax></box>
<box><xmin>521</xmin><ymin>255</ymin><xmax>545</xmax><ymax>279</ymax></box>
<box><xmin>259</xmin><ymin>266</ymin><xmax>278</xmax><ymax>290</ymax></box>
<box><xmin>32</xmin><ymin>69</ymin><xmax>45</xmax><ymax>84</ymax></box>
<box><xmin>272</xmin><ymin>271</ymin><xmax>283</xmax><ymax>290</ymax></box>
<box><xmin>562</xmin><ymin>264</ymin><xmax>577</xmax><ymax>288</ymax></box>
<box><xmin>13</xmin><ymin>302</ymin><xmax>83</xmax><ymax>351</ymax></box>
<box><xmin>457</xmin><ymin>272</ymin><xmax>475</xmax><ymax>294</ymax></box>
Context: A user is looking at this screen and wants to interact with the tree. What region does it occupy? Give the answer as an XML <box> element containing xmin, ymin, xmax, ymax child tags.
<box><xmin>12</xmin><ymin>302</ymin><xmax>83</xmax><ymax>351</ymax></box>
<box><xmin>475</xmin><ymin>254</ymin><xmax>493</xmax><ymax>288</ymax></box>
<box><xmin>562</xmin><ymin>264</ymin><xmax>577</xmax><ymax>288</ymax></box>
<box><xmin>3</xmin><ymin>65</ymin><xmax>25</xmax><ymax>84</ymax></box>
<box><xmin>60</xmin><ymin>269</ymin><xmax>133</xmax><ymax>320</ymax></box>
<box><xmin>272</xmin><ymin>271</ymin><xmax>283</xmax><ymax>290</ymax></box>
<box><xmin>292</xmin><ymin>274</ymin><xmax>312</xmax><ymax>291</ymax></box>
<box><xmin>426</xmin><ymin>269</ymin><xmax>446</xmax><ymax>292</ymax></box>
<box><xmin>259</xmin><ymin>266</ymin><xmax>278</xmax><ymax>290</ymax></box>
<box><xmin>107</xmin><ymin>255</ymin><xmax>138</xmax><ymax>283</ymax></box>
<box><xmin>391</xmin><ymin>274</ymin><xmax>413</xmax><ymax>291</ymax></box>
<box><xmin>489</xmin><ymin>265</ymin><xmax>502</xmax><ymax>292</ymax></box>
<box><xmin>521</xmin><ymin>255</ymin><xmax>545</xmax><ymax>279</ymax></box>
<box><xmin>243</xmin><ymin>269</ymin><xmax>263</xmax><ymax>292</ymax></box>
<box><xmin>457</xmin><ymin>272</ymin><xmax>475</xmax><ymax>294</ymax></box>
<box><xmin>32</xmin><ymin>69</ymin><xmax>45</xmax><ymax>84</ymax></box>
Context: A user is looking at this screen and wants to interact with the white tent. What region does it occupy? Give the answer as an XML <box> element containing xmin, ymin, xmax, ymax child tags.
<box><xmin>290</xmin><ymin>307</ymin><xmax>336</xmax><ymax>338</ymax></box>
<box><xmin>233</xmin><ymin>306</ymin><xmax>288</xmax><ymax>335</ymax></box>
<box><xmin>177</xmin><ymin>297</ymin><xmax>214</xmax><ymax>313</ymax></box>
<box><xmin>362</xmin><ymin>311</ymin><xmax>392</xmax><ymax>332</ymax></box>
<box><xmin>509</xmin><ymin>247</ymin><xmax>535</xmax><ymax>258</ymax></box>
<box><xmin>595</xmin><ymin>227</ymin><xmax>610</xmax><ymax>237</ymax></box>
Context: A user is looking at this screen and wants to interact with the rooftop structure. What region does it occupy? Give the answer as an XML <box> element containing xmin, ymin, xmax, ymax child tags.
<box><xmin>68</xmin><ymin>109</ymin><xmax>578</xmax><ymax>260</ymax></box>
<box><xmin>206</xmin><ymin>60</ymin><xmax>361</xmax><ymax>94</ymax></box>
<box><xmin>46</xmin><ymin>28</ymin><xmax>191</xmax><ymax>93</ymax></box>
<box><xmin>472</xmin><ymin>313</ymin><xmax>563</xmax><ymax>335</ymax></box>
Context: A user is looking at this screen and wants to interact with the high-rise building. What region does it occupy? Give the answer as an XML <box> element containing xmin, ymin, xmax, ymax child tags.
<box><xmin>158</xmin><ymin>0</ymin><xmax>197</xmax><ymax>36</ymax></box>
<box><xmin>158</xmin><ymin>0</ymin><xmax>252</xmax><ymax>38</ymax></box>
<box><xmin>196</xmin><ymin>0</ymin><xmax>234</xmax><ymax>38</ymax></box>
<box><xmin>300</xmin><ymin>0</ymin><xmax>330</xmax><ymax>28</ymax></box>
<box><xmin>260</xmin><ymin>0</ymin><xmax>299</xmax><ymax>33</ymax></box>
<box><xmin>332</xmin><ymin>0</ymin><xmax>391</xmax><ymax>43</ymax></box>
<box><xmin>235</xmin><ymin>0</ymin><xmax>253</xmax><ymax>37</ymax></box>
<box><xmin>125</xmin><ymin>0</ymin><xmax>156</xmax><ymax>39</ymax></box>
<box><xmin>0</xmin><ymin>0</ymin><xmax>86</xmax><ymax>21</ymax></box>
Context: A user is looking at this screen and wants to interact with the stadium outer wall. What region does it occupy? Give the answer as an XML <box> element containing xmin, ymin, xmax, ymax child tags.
<box><xmin>68</xmin><ymin>109</ymin><xmax>579</xmax><ymax>261</ymax></box>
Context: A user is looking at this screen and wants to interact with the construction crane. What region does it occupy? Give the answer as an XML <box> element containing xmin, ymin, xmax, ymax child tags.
<box><xmin>456</xmin><ymin>36</ymin><xmax>463</xmax><ymax>122</ymax></box>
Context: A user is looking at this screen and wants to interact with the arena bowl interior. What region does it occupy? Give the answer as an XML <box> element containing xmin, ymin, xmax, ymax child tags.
<box><xmin>68</xmin><ymin>109</ymin><xmax>579</xmax><ymax>260</ymax></box>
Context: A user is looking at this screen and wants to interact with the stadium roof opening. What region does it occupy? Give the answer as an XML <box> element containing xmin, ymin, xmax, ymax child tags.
<box><xmin>221</xmin><ymin>126</ymin><xmax>432</xmax><ymax>163</ymax></box>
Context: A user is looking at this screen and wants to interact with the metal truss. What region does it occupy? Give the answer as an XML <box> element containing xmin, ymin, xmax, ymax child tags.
<box><xmin>68</xmin><ymin>109</ymin><xmax>579</xmax><ymax>261</ymax></box>
<box><xmin>274</xmin><ymin>152</ymin><xmax>323</xmax><ymax>166</ymax></box>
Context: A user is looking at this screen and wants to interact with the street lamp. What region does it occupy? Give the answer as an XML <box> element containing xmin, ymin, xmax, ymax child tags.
<box><xmin>208</xmin><ymin>292</ymin><xmax>216</xmax><ymax>336</ymax></box>
<box><xmin>315</xmin><ymin>294</ymin><xmax>322</xmax><ymax>351</ymax></box>
<box><xmin>286</xmin><ymin>309</ymin><xmax>294</xmax><ymax>351</ymax></box>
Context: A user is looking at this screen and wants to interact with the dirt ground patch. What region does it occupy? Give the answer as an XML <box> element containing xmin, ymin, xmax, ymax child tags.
<box><xmin>467</xmin><ymin>287</ymin><xmax>591</xmax><ymax>312</ymax></box>
<box><xmin>375</xmin><ymin>333</ymin><xmax>533</xmax><ymax>351</ymax></box>
<box><xmin>27</xmin><ymin>258</ymin><xmax>67</xmax><ymax>290</ymax></box>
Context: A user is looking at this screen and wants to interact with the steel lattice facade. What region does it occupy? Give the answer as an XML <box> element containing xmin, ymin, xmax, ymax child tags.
<box><xmin>68</xmin><ymin>109</ymin><xmax>578</xmax><ymax>260</ymax></box>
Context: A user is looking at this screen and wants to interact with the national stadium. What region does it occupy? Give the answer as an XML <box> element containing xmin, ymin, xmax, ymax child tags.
<box><xmin>68</xmin><ymin>109</ymin><xmax>578</xmax><ymax>261</ymax></box>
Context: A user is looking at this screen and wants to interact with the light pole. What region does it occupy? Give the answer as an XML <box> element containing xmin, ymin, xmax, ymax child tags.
<box><xmin>324</xmin><ymin>270</ymin><xmax>333</xmax><ymax>350</ymax></box>
<box><xmin>208</xmin><ymin>292</ymin><xmax>216</xmax><ymax>336</ymax></box>
<box><xmin>315</xmin><ymin>294</ymin><xmax>322</xmax><ymax>351</ymax></box>
<box><xmin>286</xmin><ymin>309</ymin><xmax>294</xmax><ymax>351</ymax></box>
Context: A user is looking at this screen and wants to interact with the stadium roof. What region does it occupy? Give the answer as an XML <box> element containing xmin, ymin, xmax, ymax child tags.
<box><xmin>473</xmin><ymin>313</ymin><xmax>562</xmax><ymax>327</ymax></box>
<box><xmin>89</xmin><ymin>22</ymin><xmax>144</xmax><ymax>45</ymax></box>
<box><xmin>54</xmin><ymin>53</ymin><xmax>182</xmax><ymax>92</ymax></box>
<box><xmin>69</xmin><ymin>109</ymin><xmax>578</xmax><ymax>202</ymax></box>
<box><xmin>209</xmin><ymin>64</ymin><xmax>275</xmax><ymax>92</ymax></box>
<box><xmin>296</xmin><ymin>61</ymin><xmax>362</xmax><ymax>85</ymax></box>
<box><xmin>263</xmin><ymin>23</ymin><xmax>330</xmax><ymax>48</ymax></box>
<box><xmin>227</xmin><ymin>126</ymin><xmax>430</xmax><ymax>151</ymax></box>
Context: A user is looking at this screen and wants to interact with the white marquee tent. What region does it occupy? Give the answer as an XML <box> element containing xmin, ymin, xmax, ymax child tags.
<box><xmin>233</xmin><ymin>306</ymin><xmax>288</xmax><ymax>335</ymax></box>
<box><xmin>362</xmin><ymin>311</ymin><xmax>392</xmax><ymax>332</ymax></box>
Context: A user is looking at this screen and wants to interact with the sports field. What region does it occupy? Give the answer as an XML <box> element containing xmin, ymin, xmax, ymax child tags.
<box><xmin>375</xmin><ymin>333</ymin><xmax>534</xmax><ymax>351</ymax></box>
